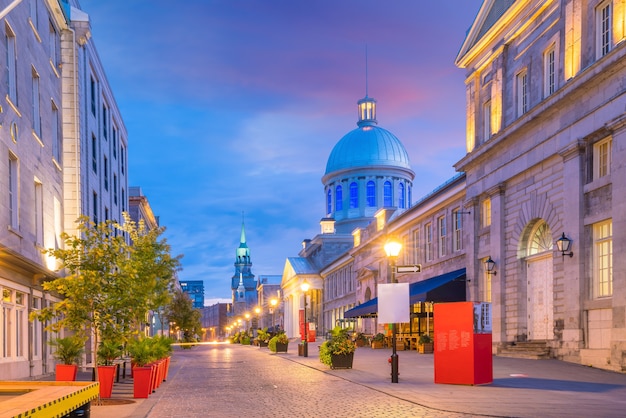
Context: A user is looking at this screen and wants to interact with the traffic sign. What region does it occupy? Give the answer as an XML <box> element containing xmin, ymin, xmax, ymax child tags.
<box><xmin>396</xmin><ymin>264</ymin><xmax>422</xmax><ymax>273</ymax></box>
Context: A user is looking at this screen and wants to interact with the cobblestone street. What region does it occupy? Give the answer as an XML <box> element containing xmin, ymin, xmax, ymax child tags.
<box><xmin>143</xmin><ymin>344</ymin><xmax>466</xmax><ymax>418</ymax></box>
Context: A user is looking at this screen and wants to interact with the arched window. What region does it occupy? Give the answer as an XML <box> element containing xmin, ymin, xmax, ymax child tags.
<box><xmin>349</xmin><ymin>182</ymin><xmax>358</xmax><ymax>209</ymax></box>
<box><xmin>326</xmin><ymin>189</ymin><xmax>332</xmax><ymax>215</ymax></box>
<box><xmin>407</xmin><ymin>185</ymin><xmax>412</xmax><ymax>208</ymax></box>
<box><xmin>528</xmin><ymin>221</ymin><xmax>553</xmax><ymax>255</ymax></box>
<box><xmin>398</xmin><ymin>183</ymin><xmax>405</xmax><ymax>209</ymax></box>
<box><xmin>383</xmin><ymin>181</ymin><xmax>392</xmax><ymax>207</ymax></box>
<box><xmin>366</xmin><ymin>181</ymin><xmax>376</xmax><ymax>207</ymax></box>
<box><xmin>335</xmin><ymin>185</ymin><xmax>343</xmax><ymax>211</ymax></box>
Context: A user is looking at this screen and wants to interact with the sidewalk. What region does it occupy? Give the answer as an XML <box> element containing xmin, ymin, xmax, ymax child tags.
<box><xmin>86</xmin><ymin>341</ymin><xmax>626</xmax><ymax>418</ymax></box>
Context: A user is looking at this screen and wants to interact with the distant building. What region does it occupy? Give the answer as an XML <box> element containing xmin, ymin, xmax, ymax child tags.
<box><xmin>200</xmin><ymin>303</ymin><xmax>231</xmax><ymax>340</ymax></box>
<box><xmin>256</xmin><ymin>275</ymin><xmax>282</xmax><ymax>330</ymax></box>
<box><xmin>128</xmin><ymin>187</ymin><xmax>159</xmax><ymax>229</ymax></box>
<box><xmin>180</xmin><ymin>280</ymin><xmax>204</xmax><ymax>308</ymax></box>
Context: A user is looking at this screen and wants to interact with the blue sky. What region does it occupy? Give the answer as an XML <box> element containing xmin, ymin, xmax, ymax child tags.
<box><xmin>80</xmin><ymin>0</ymin><xmax>483</xmax><ymax>305</ymax></box>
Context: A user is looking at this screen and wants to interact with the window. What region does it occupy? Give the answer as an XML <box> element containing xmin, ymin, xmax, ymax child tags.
<box><xmin>438</xmin><ymin>216</ymin><xmax>447</xmax><ymax>257</ymax></box>
<box><xmin>482</xmin><ymin>198</ymin><xmax>491</xmax><ymax>227</ymax></box>
<box><xmin>52</xmin><ymin>101</ymin><xmax>61</xmax><ymax>162</ymax></box>
<box><xmin>2</xmin><ymin>289</ymin><xmax>13</xmax><ymax>357</ymax></box>
<box><xmin>121</xmin><ymin>145</ymin><xmax>126</xmax><ymax>175</ymax></box>
<box><xmin>398</xmin><ymin>183</ymin><xmax>405</xmax><ymax>209</ymax></box>
<box><xmin>366</xmin><ymin>181</ymin><xmax>376</xmax><ymax>207</ymax></box>
<box><xmin>453</xmin><ymin>209</ymin><xmax>463</xmax><ymax>251</ymax></box>
<box><xmin>49</xmin><ymin>21</ymin><xmax>58</xmax><ymax>67</ymax></box>
<box><xmin>30</xmin><ymin>0</ymin><xmax>38</xmax><ymax>28</ymax></box>
<box><xmin>6</xmin><ymin>26</ymin><xmax>18</xmax><ymax>105</ymax></box>
<box><xmin>516</xmin><ymin>69</ymin><xmax>528</xmax><ymax>117</ymax></box>
<box><xmin>90</xmin><ymin>76</ymin><xmax>97</xmax><ymax>115</ymax></box>
<box><xmin>93</xmin><ymin>191</ymin><xmax>98</xmax><ymax>225</ymax></box>
<box><xmin>596</xmin><ymin>1</ymin><xmax>612</xmax><ymax>58</ymax></box>
<box><xmin>483</xmin><ymin>100</ymin><xmax>492</xmax><ymax>141</ymax></box>
<box><xmin>594</xmin><ymin>137</ymin><xmax>612</xmax><ymax>179</ymax></box>
<box><xmin>113</xmin><ymin>174</ymin><xmax>118</xmax><ymax>205</ymax></box>
<box><xmin>593</xmin><ymin>220</ymin><xmax>612</xmax><ymax>298</ymax></box>
<box><xmin>412</xmin><ymin>229</ymin><xmax>420</xmax><ymax>264</ymax></box>
<box><xmin>335</xmin><ymin>185</ymin><xmax>343</xmax><ymax>211</ymax></box>
<box><xmin>9</xmin><ymin>154</ymin><xmax>18</xmax><ymax>229</ymax></box>
<box><xmin>35</xmin><ymin>180</ymin><xmax>43</xmax><ymax>246</ymax></box>
<box><xmin>383</xmin><ymin>181</ymin><xmax>392</xmax><ymax>207</ymax></box>
<box><xmin>92</xmin><ymin>135</ymin><xmax>97</xmax><ymax>173</ymax></box>
<box><xmin>543</xmin><ymin>46</ymin><xmax>556</xmax><ymax>97</ymax></box>
<box><xmin>528</xmin><ymin>221</ymin><xmax>553</xmax><ymax>255</ymax></box>
<box><xmin>326</xmin><ymin>189</ymin><xmax>332</xmax><ymax>214</ymax></box>
<box><xmin>121</xmin><ymin>188</ymin><xmax>125</xmax><ymax>212</ymax></box>
<box><xmin>349</xmin><ymin>182</ymin><xmax>358</xmax><ymax>209</ymax></box>
<box><xmin>425</xmin><ymin>223</ymin><xmax>433</xmax><ymax>261</ymax></box>
<box><xmin>103</xmin><ymin>155</ymin><xmax>109</xmax><ymax>191</ymax></box>
<box><xmin>102</xmin><ymin>104</ymin><xmax>108</xmax><ymax>140</ymax></box>
<box><xmin>112</xmin><ymin>125</ymin><xmax>118</xmax><ymax>158</ymax></box>
<box><xmin>407</xmin><ymin>185</ymin><xmax>412</xmax><ymax>208</ymax></box>
<box><xmin>32</xmin><ymin>68</ymin><xmax>41</xmax><ymax>138</ymax></box>
<box><xmin>32</xmin><ymin>297</ymin><xmax>41</xmax><ymax>357</ymax></box>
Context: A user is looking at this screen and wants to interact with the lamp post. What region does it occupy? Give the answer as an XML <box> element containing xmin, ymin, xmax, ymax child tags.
<box><xmin>384</xmin><ymin>237</ymin><xmax>402</xmax><ymax>383</ymax></box>
<box><xmin>300</xmin><ymin>280</ymin><xmax>311</xmax><ymax>357</ymax></box>
<box><xmin>270</xmin><ymin>298</ymin><xmax>278</xmax><ymax>331</ymax></box>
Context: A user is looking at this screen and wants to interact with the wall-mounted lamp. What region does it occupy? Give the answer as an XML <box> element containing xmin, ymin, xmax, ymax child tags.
<box><xmin>556</xmin><ymin>233</ymin><xmax>574</xmax><ymax>258</ymax></box>
<box><xmin>485</xmin><ymin>256</ymin><xmax>497</xmax><ymax>275</ymax></box>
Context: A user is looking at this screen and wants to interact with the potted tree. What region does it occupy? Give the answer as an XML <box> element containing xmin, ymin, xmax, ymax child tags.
<box><xmin>256</xmin><ymin>328</ymin><xmax>270</xmax><ymax>348</ymax></box>
<box><xmin>418</xmin><ymin>334</ymin><xmax>434</xmax><ymax>354</ymax></box>
<box><xmin>319</xmin><ymin>327</ymin><xmax>356</xmax><ymax>369</ymax></box>
<box><xmin>97</xmin><ymin>338</ymin><xmax>122</xmax><ymax>398</ymax></box>
<box><xmin>127</xmin><ymin>337</ymin><xmax>155</xmax><ymax>398</ymax></box>
<box><xmin>50</xmin><ymin>336</ymin><xmax>85</xmax><ymax>381</ymax></box>
<box><xmin>371</xmin><ymin>333</ymin><xmax>385</xmax><ymax>349</ymax></box>
<box><xmin>268</xmin><ymin>331</ymin><xmax>289</xmax><ymax>353</ymax></box>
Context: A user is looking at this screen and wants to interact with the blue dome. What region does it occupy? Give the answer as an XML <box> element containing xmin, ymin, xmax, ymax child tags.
<box><xmin>325</xmin><ymin>124</ymin><xmax>411</xmax><ymax>175</ymax></box>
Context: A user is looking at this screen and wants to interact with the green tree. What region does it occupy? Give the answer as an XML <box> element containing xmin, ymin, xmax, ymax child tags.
<box><xmin>166</xmin><ymin>289</ymin><xmax>202</xmax><ymax>346</ymax></box>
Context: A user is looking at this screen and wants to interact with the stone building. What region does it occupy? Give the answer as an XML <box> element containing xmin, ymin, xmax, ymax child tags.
<box><xmin>454</xmin><ymin>0</ymin><xmax>625</xmax><ymax>371</ymax></box>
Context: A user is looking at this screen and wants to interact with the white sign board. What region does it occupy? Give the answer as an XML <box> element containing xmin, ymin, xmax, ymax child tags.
<box><xmin>378</xmin><ymin>283</ymin><xmax>410</xmax><ymax>324</ymax></box>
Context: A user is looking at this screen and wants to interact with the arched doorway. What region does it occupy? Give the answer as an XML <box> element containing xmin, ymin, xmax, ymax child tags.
<box><xmin>524</xmin><ymin>221</ymin><xmax>554</xmax><ymax>340</ymax></box>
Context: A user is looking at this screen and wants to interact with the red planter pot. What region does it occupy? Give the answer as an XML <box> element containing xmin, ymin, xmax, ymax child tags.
<box><xmin>133</xmin><ymin>366</ymin><xmax>152</xmax><ymax>398</ymax></box>
<box><xmin>163</xmin><ymin>356</ymin><xmax>171</xmax><ymax>382</ymax></box>
<box><xmin>97</xmin><ymin>365</ymin><xmax>117</xmax><ymax>398</ymax></box>
<box><xmin>55</xmin><ymin>364</ymin><xmax>78</xmax><ymax>381</ymax></box>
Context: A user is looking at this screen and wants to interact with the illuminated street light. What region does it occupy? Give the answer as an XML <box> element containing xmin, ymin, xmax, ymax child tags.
<box><xmin>384</xmin><ymin>237</ymin><xmax>402</xmax><ymax>384</ymax></box>
<box><xmin>270</xmin><ymin>298</ymin><xmax>278</xmax><ymax>331</ymax></box>
<box><xmin>300</xmin><ymin>280</ymin><xmax>310</xmax><ymax>357</ymax></box>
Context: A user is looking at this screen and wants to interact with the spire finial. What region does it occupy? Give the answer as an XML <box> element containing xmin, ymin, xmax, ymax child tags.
<box><xmin>365</xmin><ymin>44</ymin><xmax>369</xmax><ymax>97</ymax></box>
<box><xmin>240</xmin><ymin>212</ymin><xmax>246</xmax><ymax>244</ymax></box>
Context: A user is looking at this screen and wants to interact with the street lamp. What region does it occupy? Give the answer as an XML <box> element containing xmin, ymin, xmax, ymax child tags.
<box><xmin>384</xmin><ymin>237</ymin><xmax>402</xmax><ymax>383</ymax></box>
<box><xmin>300</xmin><ymin>280</ymin><xmax>311</xmax><ymax>357</ymax></box>
<box><xmin>270</xmin><ymin>298</ymin><xmax>278</xmax><ymax>331</ymax></box>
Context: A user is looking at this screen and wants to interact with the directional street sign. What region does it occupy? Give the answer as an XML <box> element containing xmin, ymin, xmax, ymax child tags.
<box><xmin>396</xmin><ymin>264</ymin><xmax>422</xmax><ymax>273</ymax></box>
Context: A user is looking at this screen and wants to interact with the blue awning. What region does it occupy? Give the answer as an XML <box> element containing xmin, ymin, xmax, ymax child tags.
<box><xmin>344</xmin><ymin>268</ymin><xmax>466</xmax><ymax>318</ymax></box>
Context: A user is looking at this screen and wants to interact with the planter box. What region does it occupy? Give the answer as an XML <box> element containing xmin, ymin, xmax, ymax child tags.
<box><xmin>133</xmin><ymin>366</ymin><xmax>152</xmax><ymax>398</ymax></box>
<box><xmin>419</xmin><ymin>343</ymin><xmax>434</xmax><ymax>354</ymax></box>
<box><xmin>330</xmin><ymin>352</ymin><xmax>354</xmax><ymax>369</ymax></box>
<box><xmin>97</xmin><ymin>365</ymin><xmax>117</xmax><ymax>399</ymax></box>
<box><xmin>275</xmin><ymin>342</ymin><xmax>288</xmax><ymax>353</ymax></box>
<box><xmin>55</xmin><ymin>364</ymin><xmax>78</xmax><ymax>381</ymax></box>
<box><xmin>259</xmin><ymin>341</ymin><xmax>268</xmax><ymax>348</ymax></box>
<box><xmin>371</xmin><ymin>341</ymin><xmax>384</xmax><ymax>349</ymax></box>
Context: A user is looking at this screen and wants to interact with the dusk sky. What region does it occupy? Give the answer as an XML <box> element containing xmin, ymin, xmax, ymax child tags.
<box><xmin>81</xmin><ymin>0</ymin><xmax>483</xmax><ymax>305</ymax></box>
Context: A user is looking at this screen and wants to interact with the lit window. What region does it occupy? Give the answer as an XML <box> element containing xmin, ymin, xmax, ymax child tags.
<box><xmin>366</xmin><ymin>181</ymin><xmax>376</xmax><ymax>207</ymax></box>
<box><xmin>594</xmin><ymin>137</ymin><xmax>612</xmax><ymax>180</ymax></box>
<box><xmin>335</xmin><ymin>185</ymin><xmax>343</xmax><ymax>211</ymax></box>
<box><xmin>593</xmin><ymin>220</ymin><xmax>612</xmax><ymax>298</ymax></box>
<box><xmin>383</xmin><ymin>181</ymin><xmax>392</xmax><ymax>207</ymax></box>
<box><xmin>516</xmin><ymin>69</ymin><xmax>528</xmax><ymax>117</ymax></box>
<box><xmin>596</xmin><ymin>1</ymin><xmax>612</xmax><ymax>59</ymax></box>
<box><xmin>482</xmin><ymin>198</ymin><xmax>491</xmax><ymax>227</ymax></box>
<box><xmin>349</xmin><ymin>182</ymin><xmax>358</xmax><ymax>209</ymax></box>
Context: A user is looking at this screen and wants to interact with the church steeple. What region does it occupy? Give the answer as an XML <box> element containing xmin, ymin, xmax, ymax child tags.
<box><xmin>357</xmin><ymin>46</ymin><xmax>377</xmax><ymax>127</ymax></box>
<box><xmin>231</xmin><ymin>213</ymin><xmax>256</xmax><ymax>316</ymax></box>
<box><xmin>236</xmin><ymin>217</ymin><xmax>250</xmax><ymax>264</ymax></box>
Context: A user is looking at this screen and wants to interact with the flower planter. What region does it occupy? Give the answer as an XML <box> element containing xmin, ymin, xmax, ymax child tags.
<box><xmin>275</xmin><ymin>342</ymin><xmax>288</xmax><ymax>353</ymax></box>
<box><xmin>133</xmin><ymin>366</ymin><xmax>152</xmax><ymax>398</ymax></box>
<box><xmin>97</xmin><ymin>365</ymin><xmax>117</xmax><ymax>398</ymax></box>
<box><xmin>330</xmin><ymin>352</ymin><xmax>354</xmax><ymax>369</ymax></box>
<box><xmin>55</xmin><ymin>364</ymin><xmax>78</xmax><ymax>381</ymax></box>
<box><xmin>259</xmin><ymin>341</ymin><xmax>269</xmax><ymax>348</ymax></box>
<box><xmin>371</xmin><ymin>341</ymin><xmax>384</xmax><ymax>349</ymax></box>
<box><xmin>163</xmin><ymin>356</ymin><xmax>171</xmax><ymax>382</ymax></box>
<box><xmin>419</xmin><ymin>343</ymin><xmax>434</xmax><ymax>354</ymax></box>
